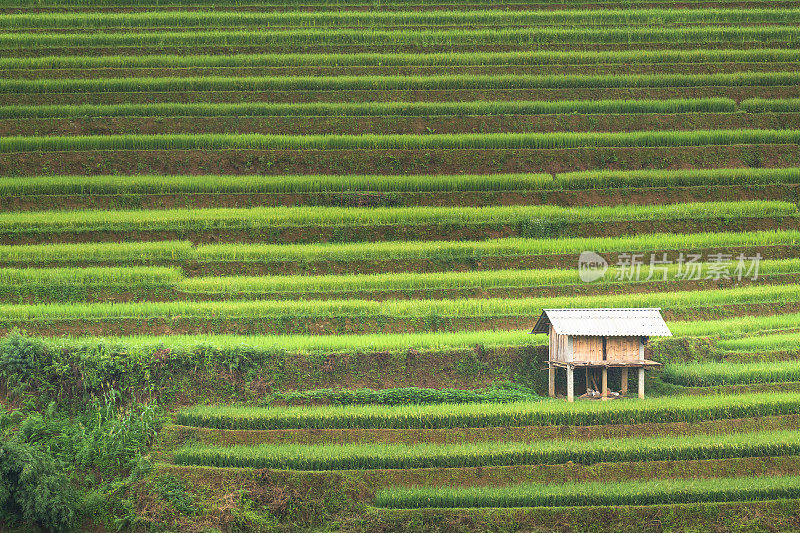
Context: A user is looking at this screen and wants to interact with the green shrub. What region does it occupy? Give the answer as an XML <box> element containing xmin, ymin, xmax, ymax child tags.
<box><xmin>649</xmin><ymin>336</ymin><xmax>720</xmax><ymax>364</ymax></box>
<box><xmin>0</xmin><ymin>331</ymin><xmax>51</xmax><ymax>378</ymax></box>
<box><xmin>0</xmin><ymin>440</ymin><xmax>79</xmax><ymax>532</ymax></box>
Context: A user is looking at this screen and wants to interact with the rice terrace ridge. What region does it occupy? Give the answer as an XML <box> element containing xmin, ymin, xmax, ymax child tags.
<box><xmin>2</xmin><ymin>0</ymin><xmax>800</xmax><ymax>531</ymax></box>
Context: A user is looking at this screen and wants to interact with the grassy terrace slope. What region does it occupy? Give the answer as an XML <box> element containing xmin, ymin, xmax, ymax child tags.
<box><xmin>5</xmin><ymin>0</ymin><xmax>800</xmax><ymax>531</ymax></box>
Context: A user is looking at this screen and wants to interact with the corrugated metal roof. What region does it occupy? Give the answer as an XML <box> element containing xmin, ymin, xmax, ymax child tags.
<box><xmin>531</xmin><ymin>308</ymin><xmax>672</xmax><ymax>337</ymax></box>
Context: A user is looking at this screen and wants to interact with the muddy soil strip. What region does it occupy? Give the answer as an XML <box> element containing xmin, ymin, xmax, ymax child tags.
<box><xmin>4</xmin><ymin>86</ymin><xmax>798</xmax><ymax>106</ymax></box>
<box><xmin>1</xmin><ymin>183</ymin><xmax>797</xmax><ymax>211</ymax></box>
<box><xmin>0</xmin><ymin>216</ymin><xmax>795</xmax><ymax>246</ymax></box>
<box><xmin>1</xmin><ymin>145</ymin><xmax>797</xmax><ymax>177</ymax></box>
<box><xmin>4</xmin><ymin>112</ymin><xmax>799</xmax><ymax>137</ymax></box>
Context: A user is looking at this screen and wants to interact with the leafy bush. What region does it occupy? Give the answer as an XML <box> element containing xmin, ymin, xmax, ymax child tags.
<box><xmin>0</xmin><ymin>439</ymin><xmax>79</xmax><ymax>532</ymax></box>
<box><xmin>649</xmin><ymin>336</ymin><xmax>719</xmax><ymax>364</ymax></box>
<box><xmin>0</xmin><ymin>331</ymin><xmax>50</xmax><ymax>378</ymax></box>
<box><xmin>152</xmin><ymin>475</ymin><xmax>197</xmax><ymax>516</ymax></box>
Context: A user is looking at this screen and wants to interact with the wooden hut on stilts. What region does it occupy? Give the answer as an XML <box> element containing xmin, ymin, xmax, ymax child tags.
<box><xmin>531</xmin><ymin>308</ymin><xmax>671</xmax><ymax>402</ymax></box>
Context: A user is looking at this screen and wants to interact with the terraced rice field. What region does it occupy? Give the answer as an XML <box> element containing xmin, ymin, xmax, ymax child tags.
<box><xmin>5</xmin><ymin>0</ymin><xmax>800</xmax><ymax>530</ymax></box>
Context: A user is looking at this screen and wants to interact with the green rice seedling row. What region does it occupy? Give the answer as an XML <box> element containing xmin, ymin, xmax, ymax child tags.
<box><xmin>4</xmin><ymin>49</ymin><xmax>799</xmax><ymax>70</ymax></box>
<box><xmin>0</xmin><ymin>282</ymin><xmax>796</xmax><ymax>323</ymax></box>
<box><xmin>273</xmin><ymin>385</ymin><xmax>538</xmax><ymax>406</ymax></box>
<box><xmin>0</xmin><ymin>229</ymin><xmax>792</xmax><ymax>267</ymax></box>
<box><xmin>7</xmin><ymin>166</ymin><xmax>800</xmax><ymax>194</ymax></box>
<box><xmin>8</xmin><ymin>87</ymin><xmax>797</xmax><ymax>109</ymax></box>
<box><xmin>47</xmin><ymin>328</ymin><xmax>544</xmax><ymax>356</ymax></box>
<box><xmin>8</xmin><ymin>72</ymin><xmax>800</xmax><ymax>94</ymax></box>
<box><xmin>4</xmin><ymin>129</ymin><xmax>800</xmax><ymax>153</ymax></box>
<box><xmin>662</xmin><ymin>361</ymin><xmax>800</xmax><ymax>386</ymax></box>
<box><xmin>4</xmin><ymin>0</ymin><xmax>800</xmax><ymax>6</ymax></box>
<box><xmin>36</xmin><ymin>311</ymin><xmax>800</xmax><ymax>358</ymax></box>
<box><xmin>0</xmin><ymin>265</ymin><xmax>180</xmax><ymax>288</ymax></box>
<box><xmin>173</xmin><ymin>393</ymin><xmax>800</xmax><ymax>430</ymax></box>
<box><xmin>3</xmin><ymin>257</ymin><xmax>791</xmax><ymax>302</ymax></box>
<box><xmin>0</xmin><ymin>201</ymin><xmax>793</xmax><ymax>244</ymax></box>
<box><xmin>717</xmin><ymin>331</ymin><xmax>800</xmax><ymax>352</ymax></box>
<box><xmin>0</xmin><ymin>98</ymin><xmax>738</xmax><ymax>119</ymax></box>
<box><xmin>172</xmin><ymin>429</ymin><xmax>800</xmax><ymax>470</ymax></box>
<box><xmin>5</xmin><ymin>26</ymin><xmax>800</xmax><ymax>48</ymax></box>
<box><xmin>176</xmin><ymin>259</ymin><xmax>795</xmax><ymax>298</ymax></box>
<box><xmin>7</xmin><ymin>9</ymin><xmax>800</xmax><ymax>30</ymax></box>
<box><xmin>376</xmin><ymin>474</ymin><xmax>800</xmax><ymax>508</ymax></box>
<box><xmin>7</xmin><ymin>62</ymin><xmax>797</xmax><ymax>82</ymax></box>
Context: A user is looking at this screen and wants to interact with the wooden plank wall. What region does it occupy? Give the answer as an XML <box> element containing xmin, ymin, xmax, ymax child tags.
<box><xmin>607</xmin><ymin>336</ymin><xmax>640</xmax><ymax>362</ymax></box>
<box><xmin>569</xmin><ymin>336</ymin><xmax>641</xmax><ymax>363</ymax></box>
<box><xmin>573</xmin><ymin>336</ymin><xmax>603</xmax><ymax>362</ymax></box>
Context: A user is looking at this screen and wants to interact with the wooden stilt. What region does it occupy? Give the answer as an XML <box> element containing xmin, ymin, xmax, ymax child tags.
<box><xmin>638</xmin><ymin>367</ymin><xmax>645</xmax><ymax>399</ymax></box>
<box><xmin>621</xmin><ymin>368</ymin><xmax>628</xmax><ymax>396</ymax></box>
<box><xmin>585</xmin><ymin>367</ymin><xmax>590</xmax><ymax>394</ymax></box>
<box><xmin>601</xmin><ymin>367</ymin><xmax>608</xmax><ymax>400</ymax></box>
<box><xmin>548</xmin><ymin>363</ymin><xmax>555</xmax><ymax>398</ymax></box>
<box><xmin>566</xmin><ymin>366</ymin><xmax>574</xmax><ymax>403</ymax></box>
